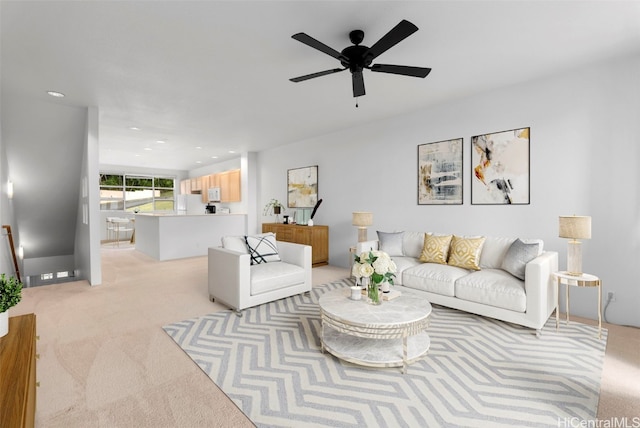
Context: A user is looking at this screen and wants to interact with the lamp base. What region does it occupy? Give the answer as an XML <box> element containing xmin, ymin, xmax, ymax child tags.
<box><xmin>357</xmin><ymin>227</ymin><xmax>368</xmax><ymax>243</ymax></box>
<box><xmin>566</xmin><ymin>240</ymin><xmax>583</xmax><ymax>276</ymax></box>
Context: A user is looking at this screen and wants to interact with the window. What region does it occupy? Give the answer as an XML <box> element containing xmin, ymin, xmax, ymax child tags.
<box><xmin>100</xmin><ymin>173</ymin><xmax>175</xmax><ymax>212</ymax></box>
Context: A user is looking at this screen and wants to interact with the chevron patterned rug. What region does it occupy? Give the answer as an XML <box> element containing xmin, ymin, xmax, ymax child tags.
<box><xmin>163</xmin><ymin>279</ymin><xmax>607</xmax><ymax>428</ymax></box>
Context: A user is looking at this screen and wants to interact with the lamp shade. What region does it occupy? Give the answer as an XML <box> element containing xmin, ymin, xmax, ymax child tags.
<box><xmin>352</xmin><ymin>212</ymin><xmax>373</xmax><ymax>227</ymax></box>
<box><xmin>559</xmin><ymin>215</ymin><xmax>591</xmax><ymax>240</ymax></box>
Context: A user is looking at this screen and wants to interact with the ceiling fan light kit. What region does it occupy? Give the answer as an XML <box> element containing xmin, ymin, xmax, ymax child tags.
<box><xmin>290</xmin><ymin>19</ymin><xmax>431</xmax><ymax>102</ymax></box>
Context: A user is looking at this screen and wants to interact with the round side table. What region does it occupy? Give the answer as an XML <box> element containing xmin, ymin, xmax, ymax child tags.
<box><xmin>552</xmin><ymin>271</ymin><xmax>602</xmax><ymax>339</ymax></box>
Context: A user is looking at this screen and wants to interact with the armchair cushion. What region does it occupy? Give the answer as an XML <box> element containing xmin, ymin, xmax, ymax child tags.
<box><xmin>250</xmin><ymin>262</ymin><xmax>306</xmax><ymax>295</ymax></box>
<box><xmin>245</xmin><ymin>233</ymin><xmax>281</xmax><ymax>264</ymax></box>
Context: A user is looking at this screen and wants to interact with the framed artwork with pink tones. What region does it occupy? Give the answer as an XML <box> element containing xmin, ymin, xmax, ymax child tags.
<box><xmin>471</xmin><ymin>127</ymin><xmax>530</xmax><ymax>205</ymax></box>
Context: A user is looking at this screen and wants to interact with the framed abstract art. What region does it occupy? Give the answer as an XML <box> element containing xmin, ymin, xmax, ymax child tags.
<box><xmin>287</xmin><ymin>165</ymin><xmax>318</xmax><ymax>208</ymax></box>
<box><xmin>418</xmin><ymin>138</ymin><xmax>463</xmax><ymax>205</ymax></box>
<box><xmin>471</xmin><ymin>127</ymin><xmax>530</xmax><ymax>205</ymax></box>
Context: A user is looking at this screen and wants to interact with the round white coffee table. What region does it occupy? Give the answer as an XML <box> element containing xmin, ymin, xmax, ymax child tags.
<box><xmin>318</xmin><ymin>288</ymin><xmax>432</xmax><ymax>374</ymax></box>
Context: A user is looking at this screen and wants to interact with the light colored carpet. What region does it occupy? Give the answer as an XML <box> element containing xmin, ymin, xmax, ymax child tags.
<box><xmin>164</xmin><ymin>278</ymin><xmax>608</xmax><ymax>428</ymax></box>
<box><xmin>10</xmin><ymin>243</ymin><xmax>640</xmax><ymax>427</ymax></box>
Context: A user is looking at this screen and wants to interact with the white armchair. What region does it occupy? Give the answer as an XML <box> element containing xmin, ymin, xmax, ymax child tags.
<box><xmin>208</xmin><ymin>240</ymin><xmax>312</xmax><ymax>315</ymax></box>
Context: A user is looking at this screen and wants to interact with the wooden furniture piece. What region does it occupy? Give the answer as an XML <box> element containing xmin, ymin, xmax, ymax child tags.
<box><xmin>553</xmin><ymin>271</ymin><xmax>602</xmax><ymax>339</ymax></box>
<box><xmin>0</xmin><ymin>313</ymin><xmax>37</xmax><ymax>428</ymax></box>
<box><xmin>262</xmin><ymin>223</ymin><xmax>329</xmax><ymax>267</ymax></box>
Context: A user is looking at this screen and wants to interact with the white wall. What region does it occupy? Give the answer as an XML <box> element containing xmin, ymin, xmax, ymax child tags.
<box><xmin>74</xmin><ymin>107</ymin><xmax>101</xmax><ymax>285</ymax></box>
<box><xmin>0</xmin><ymin>100</ymin><xmax>18</xmax><ymax>277</ymax></box>
<box><xmin>258</xmin><ymin>54</ymin><xmax>640</xmax><ymax>327</ymax></box>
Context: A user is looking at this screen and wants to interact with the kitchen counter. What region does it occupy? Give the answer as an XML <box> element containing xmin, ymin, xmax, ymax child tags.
<box><xmin>135</xmin><ymin>213</ymin><xmax>246</xmax><ymax>261</ymax></box>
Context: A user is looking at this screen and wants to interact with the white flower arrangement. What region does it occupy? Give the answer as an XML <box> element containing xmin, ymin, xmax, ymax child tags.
<box><xmin>352</xmin><ymin>250</ymin><xmax>397</xmax><ymax>286</ymax></box>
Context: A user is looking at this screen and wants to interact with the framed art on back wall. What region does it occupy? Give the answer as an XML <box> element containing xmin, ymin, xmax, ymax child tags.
<box><xmin>471</xmin><ymin>127</ymin><xmax>530</xmax><ymax>205</ymax></box>
<box><xmin>287</xmin><ymin>165</ymin><xmax>318</xmax><ymax>208</ymax></box>
<box><xmin>418</xmin><ymin>138</ymin><xmax>463</xmax><ymax>205</ymax></box>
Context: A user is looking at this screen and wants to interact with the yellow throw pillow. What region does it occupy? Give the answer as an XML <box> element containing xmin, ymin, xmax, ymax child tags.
<box><xmin>447</xmin><ymin>235</ymin><xmax>486</xmax><ymax>270</ymax></box>
<box><xmin>419</xmin><ymin>234</ymin><xmax>453</xmax><ymax>264</ymax></box>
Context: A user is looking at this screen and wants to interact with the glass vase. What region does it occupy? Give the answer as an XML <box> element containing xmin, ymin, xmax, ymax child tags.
<box><xmin>367</xmin><ymin>281</ymin><xmax>381</xmax><ymax>305</ymax></box>
<box><xmin>359</xmin><ymin>276</ymin><xmax>369</xmax><ymax>291</ymax></box>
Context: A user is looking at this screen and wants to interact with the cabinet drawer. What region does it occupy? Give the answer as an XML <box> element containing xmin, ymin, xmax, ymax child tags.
<box><xmin>277</xmin><ymin>229</ymin><xmax>294</xmax><ymax>242</ymax></box>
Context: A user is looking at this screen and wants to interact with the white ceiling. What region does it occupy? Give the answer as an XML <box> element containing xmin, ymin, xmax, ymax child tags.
<box><xmin>3</xmin><ymin>1</ymin><xmax>640</xmax><ymax>171</ymax></box>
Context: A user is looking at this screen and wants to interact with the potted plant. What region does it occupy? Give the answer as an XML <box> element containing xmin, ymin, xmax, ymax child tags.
<box><xmin>263</xmin><ymin>199</ymin><xmax>285</xmax><ymax>222</ymax></box>
<box><xmin>0</xmin><ymin>273</ymin><xmax>23</xmax><ymax>338</ymax></box>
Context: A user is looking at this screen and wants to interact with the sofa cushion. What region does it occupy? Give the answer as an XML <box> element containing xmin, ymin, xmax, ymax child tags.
<box><xmin>447</xmin><ymin>235</ymin><xmax>486</xmax><ymax>270</ymax></box>
<box><xmin>479</xmin><ymin>236</ymin><xmax>544</xmax><ymax>269</ymax></box>
<box><xmin>245</xmin><ymin>233</ymin><xmax>281</xmax><ymax>264</ymax></box>
<box><xmin>419</xmin><ymin>234</ymin><xmax>452</xmax><ymax>264</ymax></box>
<box><xmin>403</xmin><ymin>263</ymin><xmax>470</xmax><ymax>297</ymax></box>
<box><xmin>250</xmin><ymin>262</ymin><xmax>305</xmax><ymax>295</ymax></box>
<box><xmin>389</xmin><ymin>256</ymin><xmax>423</xmax><ymax>285</ymax></box>
<box><xmin>479</xmin><ymin>236</ymin><xmax>515</xmax><ymax>269</ymax></box>
<box><xmin>501</xmin><ymin>238</ymin><xmax>540</xmax><ymax>280</ymax></box>
<box><xmin>455</xmin><ymin>269</ymin><xmax>526</xmax><ymax>312</ymax></box>
<box><xmin>377</xmin><ymin>231</ymin><xmax>404</xmax><ymax>256</ymax></box>
<box><xmin>403</xmin><ymin>231</ymin><xmax>427</xmax><ymax>259</ymax></box>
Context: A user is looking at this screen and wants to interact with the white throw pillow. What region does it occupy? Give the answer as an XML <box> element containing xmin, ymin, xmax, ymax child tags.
<box><xmin>244</xmin><ymin>233</ymin><xmax>281</xmax><ymax>265</ymax></box>
<box><xmin>221</xmin><ymin>236</ymin><xmax>249</xmax><ymax>254</ymax></box>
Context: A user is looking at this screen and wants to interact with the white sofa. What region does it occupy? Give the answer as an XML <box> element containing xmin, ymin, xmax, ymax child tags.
<box><xmin>208</xmin><ymin>235</ymin><xmax>312</xmax><ymax>315</ymax></box>
<box><xmin>357</xmin><ymin>231</ymin><xmax>558</xmax><ymax>336</ymax></box>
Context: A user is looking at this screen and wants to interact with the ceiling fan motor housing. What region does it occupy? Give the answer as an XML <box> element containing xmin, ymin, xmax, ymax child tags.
<box><xmin>341</xmin><ymin>44</ymin><xmax>371</xmax><ymax>72</ymax></box>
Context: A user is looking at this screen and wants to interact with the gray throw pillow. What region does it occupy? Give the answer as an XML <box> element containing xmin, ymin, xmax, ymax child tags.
<box><xmin>501</xmin><ymin>238</ymin><xmax>540</xmax><ymax>280</ymax></box>
<box><xmin>377</xmin><ymin>231</ymin><xmax>404</xmax><ymax>257</ymax></box>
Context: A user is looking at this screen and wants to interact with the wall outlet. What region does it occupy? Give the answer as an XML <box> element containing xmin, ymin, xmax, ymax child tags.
<box><xmin>607</xmin><ymin>291</ymin><xmax>616</xmax><ymax>302</ymax></box>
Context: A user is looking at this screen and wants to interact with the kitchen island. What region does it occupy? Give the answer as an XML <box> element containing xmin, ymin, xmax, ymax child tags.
<box><xmin>135</xmin><ymin>213</ymin><xmax>246</xmax><ymax>261</ymax></box>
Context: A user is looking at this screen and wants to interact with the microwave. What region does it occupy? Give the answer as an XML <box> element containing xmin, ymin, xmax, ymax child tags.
<box><xmin>207</xmin><ymin>187</ymin><xmax>221</xmax><ymax>202</ymax></box>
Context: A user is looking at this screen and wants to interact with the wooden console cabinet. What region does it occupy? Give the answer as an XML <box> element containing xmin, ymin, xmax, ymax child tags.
<box><xmin>0</xmin><ymin>313</ymin><xmax>37</xmax><ymax>428</ymax></box>
<box><xmin>262</xmin><ymin>223</ymin><xmax>329</xmax><ymax>267</ymax></box>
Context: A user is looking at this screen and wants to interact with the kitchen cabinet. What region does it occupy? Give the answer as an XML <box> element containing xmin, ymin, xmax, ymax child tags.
<box><xmin>262</xmin><ymin>223</ymin><xmax>329</xmax><ymax>266</ymax></box>
<box><xmin>0</xmin><ymin>313</ymin><xmax>37</xmax><ymax>428</ymax></box>
<box><xmin>184</xmin><ymin>169</ymin><xmax>240</xmax><ymax>201</ymax></box>
<box><xmin>219</xmin><ymin>169</ymin><xmax>241</xmax><ymax>202</ymax></box>
<box><xmin>190</xmin><ymin>177</ymin><xmax>202</xmax><ymax>193</ymax></box>
<box><xmin>200</xmin><ymin>175</ymin><xmax>210</xmax><ymax>203</ymax></box>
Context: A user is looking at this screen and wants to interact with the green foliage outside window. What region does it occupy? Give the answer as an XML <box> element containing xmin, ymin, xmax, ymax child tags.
<box><xmin>100</xmin><ymin>173</ymin><xmax>176</xmax><ymax>212</ymax></box>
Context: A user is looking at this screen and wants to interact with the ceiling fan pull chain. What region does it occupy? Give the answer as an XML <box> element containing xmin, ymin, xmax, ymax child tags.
<box><xmin>355</xmin><ymin>97</ymin><xmax>359</xmax><ymax>108</ymax></box>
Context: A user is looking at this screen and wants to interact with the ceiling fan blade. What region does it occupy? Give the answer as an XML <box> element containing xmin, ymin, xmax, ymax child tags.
<box><xmin>352</xmin><ymin>71</ymin><xmax>365</xmax><ymax>97</ymax></box>
<box><xmin>290</xmin><ymin>68</ymin><xmax>346</xmax><ymax>83</ymax></box>
<box><xmin>370</xmin><ymin>64</ymin><xmax>431</xmax><ymax>78</ymax></box>
<box><xmin>292</xmin><ymin>33</ymin><xmax>349</xmax><ymax>62</ymax></box>
<box><xmin>366</xmin><ymin>20</ymin><xmax>418</xmax><ymax>61</ymax></box>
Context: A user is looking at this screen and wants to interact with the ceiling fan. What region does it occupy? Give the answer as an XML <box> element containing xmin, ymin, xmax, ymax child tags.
<box><xmin>290</xmin><ymin>19</ymin><xmax>431</xmax><ymax>99</ymax></box>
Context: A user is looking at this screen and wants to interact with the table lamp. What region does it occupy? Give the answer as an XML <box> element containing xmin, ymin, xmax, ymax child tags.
<box><xmin>352</xmin><ymin>212</ymin><xmax>373</xmax><ymax>242</ymax></box>
<box><xmin>558</xmin><ymin>215</ymin><xmax>591</xmax><ymax>276</ymax></box>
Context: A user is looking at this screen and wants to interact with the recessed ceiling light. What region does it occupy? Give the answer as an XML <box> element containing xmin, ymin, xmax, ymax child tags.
<box><xmin>229</xmin><ymin>150</ymin><xmax>236</xmax><ymax>154</ymax></box>
<box><xmin>211</xmin><ymin>156</ymin><xmax>218</xmax><ymax>159</ymax></box>
<box><xmin>47</xmin><ymin>90</ymin><xmax>65</xmax><ymax>98</ymax></box>
<box><xmin>144</xmin><ymin>148</ymin><xmax>152</xmax><ymax>151</ymax></box>
<box><xmin>195</xmin><ymin>146</ymin><xmax>202</xmax><ymax>149</ymax></box>
<box><xmin>156</xmin><ymin>140</ymin><xmax>165</xmax><ymax>144</ymax></box>
<box><xmin>130</xmin><ymin>127</ymin><xmax>140</xmax><ymax>131</ymax></box>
